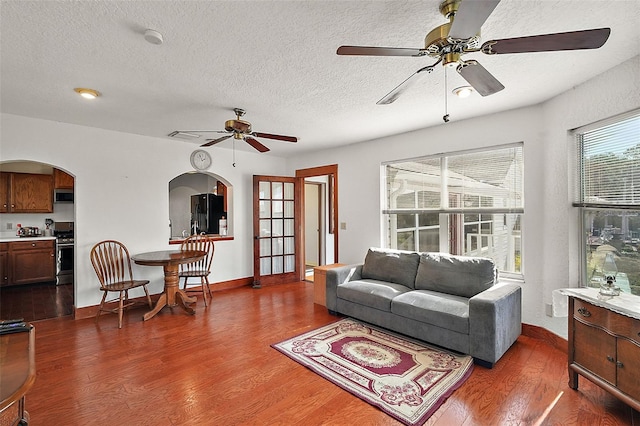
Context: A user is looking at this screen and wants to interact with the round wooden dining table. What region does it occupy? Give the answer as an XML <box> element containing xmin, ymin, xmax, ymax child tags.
<box><xmin>131</xmin><ymin>250</ymin><xmax>206</xmax><ymax>321</ymax></box>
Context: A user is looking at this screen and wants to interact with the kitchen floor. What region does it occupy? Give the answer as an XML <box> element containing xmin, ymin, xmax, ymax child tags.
<box><xmin>0</xmin><ymin>282</ymin><xmax>73</xmax><ymax>322</ymax></box>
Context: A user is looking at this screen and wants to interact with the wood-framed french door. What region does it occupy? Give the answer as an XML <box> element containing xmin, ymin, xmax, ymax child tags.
<box><xmin>252</xmin><ymin>175</ymin><xmax>302</xmax><ymax>287</ymax></box>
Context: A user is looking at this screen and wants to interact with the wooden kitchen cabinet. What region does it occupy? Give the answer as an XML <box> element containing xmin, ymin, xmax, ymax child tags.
<box><xmin>0</xmin><ymin>173</ymin><xmax>9</xmax><ymax>214</ymax></box>
<box><xmin>568</xmin><ymin>296</ymin><xmax>640</xmax><ymax>411</ymax></box>
<box><xmin>53</xmin><ymin>168</ymin><xmax>74</xmax><ymax>189</ymax></box>
<box><xmin>8</xmin><ymin>240</ymin><xmax>56</xmax><ymax>286</ymax></box>
<box><xmin>1</xmin><ymin>172</ymin><xmax>53</xmax><ymax>213</ymax></box>
<box><xmin>0</xmin><ymin>243</ymin><xmax>8</xmax><ymax>286</ymax></box>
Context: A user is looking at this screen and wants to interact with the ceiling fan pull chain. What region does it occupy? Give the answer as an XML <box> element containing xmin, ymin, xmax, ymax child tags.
<box><xmin>232</xmin><ymin>139</ymin><xmax>236</xmax><ymax>167</ymax></box>
<box><xmin>443</xmin><ymin>68</ymin><xmax>450</xmax><ymax>123</ymax></box>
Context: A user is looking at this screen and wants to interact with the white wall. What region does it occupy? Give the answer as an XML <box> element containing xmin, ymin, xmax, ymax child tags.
<box><xmin>1</xmin><ymin>114</ymin><xmax>287</xmax><ymax>308</ymax></box>
<box><xmin>286</xmin><ymin>55</ymin><xmax>640</xmax><ymax>338</ymax></box>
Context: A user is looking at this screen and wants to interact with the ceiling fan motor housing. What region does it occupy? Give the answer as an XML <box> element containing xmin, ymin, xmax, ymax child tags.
<box><xmin>225</xmin><ymin>119</ymin><xmax>252</xmax><ymax>134</ymax></box>
<box><xmin>438</xmin><ymin>0</ymin><xmax>461</xmax><ymax>18</ymax></box>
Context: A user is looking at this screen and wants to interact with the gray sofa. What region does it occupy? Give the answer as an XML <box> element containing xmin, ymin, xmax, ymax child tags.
<box><xmin>325</xmin><ymin>248</ymin><xmax>522</xmax><ymax>367</ymax></box>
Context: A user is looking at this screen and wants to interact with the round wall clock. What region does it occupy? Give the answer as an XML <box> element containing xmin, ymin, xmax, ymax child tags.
<box><xmin>190</xmin><ymin>149</ymin><xmax>212</xmax><ymax>171</ymax></box>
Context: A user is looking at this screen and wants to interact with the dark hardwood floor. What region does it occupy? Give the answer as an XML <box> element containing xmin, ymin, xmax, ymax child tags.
<box><xmin>0</xmin><ymin>282</ymin><xmax>73</xmax><ymax>322</ymax></box>
<box><xmin>13</xmin><ymin>282</ymin><xmax>640</xmax><ymax>425</ymax></box>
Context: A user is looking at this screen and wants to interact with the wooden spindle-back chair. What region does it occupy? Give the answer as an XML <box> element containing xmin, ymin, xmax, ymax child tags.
<box><xmin>179</xmin><ymin>234</ymin><xmax>215</xmax><ymax>306</ymax></box>
<box><xmin>90</xmin><ymin>240</ymin><xmax>153</xmax><ymax>328</ymax></box>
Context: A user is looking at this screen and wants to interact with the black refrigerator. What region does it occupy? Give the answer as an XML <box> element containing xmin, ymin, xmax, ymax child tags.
<box><xmin>191</xmin><ymin>193</ymin><xmax>226</xmax><ymax>234</ymax></box>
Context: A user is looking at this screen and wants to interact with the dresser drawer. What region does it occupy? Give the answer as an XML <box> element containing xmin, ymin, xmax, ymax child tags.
<box><xmin>573</xmin><ymin>299</ymin><xmax>640</xmax><ymax>345</ymax></box>
<box><xmin>573</xmin><ymin>299</ymin><xmax>610</xmax><ymax>326</ymax></box>
<box><xmin>617</xmin><ymin>316</ymin><xmax>640</xmax><ymax>345</ymax></box>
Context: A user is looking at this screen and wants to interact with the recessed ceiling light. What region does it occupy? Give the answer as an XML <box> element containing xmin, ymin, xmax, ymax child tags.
<box><xmin>74</xmin><ymin>88</ymin><xmax>100</xmax><ymax>99</ymax></box>
<box><xmin>452</xmin><ymin>86</ymin><xmax>473</xmax><ymax>98</ymax></box>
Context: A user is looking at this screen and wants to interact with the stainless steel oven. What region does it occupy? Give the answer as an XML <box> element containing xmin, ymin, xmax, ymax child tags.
<box><xmin>54</xmin><ymin>222</ymin><xmax>74</xmax><ymax>285</ymax></box>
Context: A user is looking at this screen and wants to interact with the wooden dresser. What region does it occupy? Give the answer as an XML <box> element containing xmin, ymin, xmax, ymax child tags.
<box><xmin>566</xmin><ymin>289</ymin><xmax>640</xmax><ymax>411</ymax></box>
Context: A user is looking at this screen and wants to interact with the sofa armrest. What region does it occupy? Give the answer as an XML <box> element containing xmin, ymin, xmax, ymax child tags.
<box><xmin>325</xmin><ymin>264</ymin><xmax>363</xmax><ymax>312</ymax></box>
<box><xmin>469</xmin><ymin>282</ymin><xmax>522</xmax><ymax>366</ymax></box>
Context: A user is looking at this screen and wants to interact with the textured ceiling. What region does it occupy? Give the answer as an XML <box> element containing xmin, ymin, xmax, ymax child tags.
<box><xmin>1</xmin><ymin>1</ymin><xmax>639</xmax><ymax>157</ymax></box>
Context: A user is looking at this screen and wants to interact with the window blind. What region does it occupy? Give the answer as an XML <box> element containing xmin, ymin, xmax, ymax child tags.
<box><xmin>575</xmin><ymin>111</ymin><xmax>640</xmax><ymax>208</ymax></box>
<box><xmin>383</xmin><ymin>143</ymin><xmax>524</xmax><ymax>214</ymax></box>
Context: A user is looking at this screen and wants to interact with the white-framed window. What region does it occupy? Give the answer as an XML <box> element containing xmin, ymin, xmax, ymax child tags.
<box><xmin>573</xmin><ymin>110</ymin><xmax>640</xmax><ymax>295</ymax></box>
<box><xmin>383</xmin><ymin>142</ymin><xmax>524</xmax><ymax>278</ymax></box>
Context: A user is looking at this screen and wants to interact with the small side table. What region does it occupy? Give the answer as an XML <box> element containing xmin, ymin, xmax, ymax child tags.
<box><xmin>313</xmin><ymin>264</ymin><xmax>345</xmax><ymax>306</ymax></box>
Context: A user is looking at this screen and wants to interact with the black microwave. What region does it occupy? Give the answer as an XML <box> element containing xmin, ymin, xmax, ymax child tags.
<box><xmin>55</xmin><ymin>190</ymin><xmax>74</xmax><ymax>203</ymax></box>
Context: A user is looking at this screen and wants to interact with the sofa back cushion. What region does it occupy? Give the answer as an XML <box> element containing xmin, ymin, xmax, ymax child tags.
<box><xmin>361</xmin><ymin>248</ymin><xmax>420</xmax><ymax>289</ymax></box>
<box><xmin>415</xmin><ymin>252</ymin><xmax>496</xmax><ymax>298</ymax></box>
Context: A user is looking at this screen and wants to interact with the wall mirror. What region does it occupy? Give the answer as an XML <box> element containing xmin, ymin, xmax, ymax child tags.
<box><xmin>169</xmin><ymin>172</ymin><xmax>232</xmax><ymax>239</ymax></box>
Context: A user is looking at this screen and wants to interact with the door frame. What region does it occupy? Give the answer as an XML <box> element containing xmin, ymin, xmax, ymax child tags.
<box><xmin>296</xmin><ymin>164</ymin><xmax>338</xmax><ymax>279</ymax></box>
<box><xmin>304</xmin><ymin>181</ymin><xmax>323</xmax><ymax>268</ymax></box>
<box><xmin>252</xmin><ymin>175</ymin><xmax>303</xmax><ymax>288</ymax></box>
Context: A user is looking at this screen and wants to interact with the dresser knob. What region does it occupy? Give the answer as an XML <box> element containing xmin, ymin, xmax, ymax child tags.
<box><xmin>617</xmin><ymin>361</ymin><xmax>624</xmax><ymax>368</ymax></box>
<box><xmin>577</xmin><ymin>307</ymin><xmax>591</xmax><ymax>317</ymax></box>
<box><xmin>607</xmin><ymin>355</ymin><xmax>615</xmax><ymax>363</ymax></box>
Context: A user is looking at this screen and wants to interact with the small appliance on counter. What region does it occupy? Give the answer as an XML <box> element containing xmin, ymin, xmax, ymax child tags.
<box><xmin>16</xmin><ymin>226</ymin><xmax>41</xmax><ymax>237</ymax></box>
<box><xmin>44</xmin><ymin>218</ymin><xmax>54</xmax><ymax>236</ymax></box>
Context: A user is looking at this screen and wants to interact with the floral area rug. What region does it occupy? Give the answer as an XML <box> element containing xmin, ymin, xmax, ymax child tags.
<box><xmin>272</xmin><ymin>318</ymin><xmax>473</xmax><ymax>426</ymax></box>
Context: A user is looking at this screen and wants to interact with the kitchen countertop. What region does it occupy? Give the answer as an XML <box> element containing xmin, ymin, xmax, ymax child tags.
<box><xmin>0</xmin><ymin>236</ymin><xmax>56</xmax><ymax>243</ymax></box>
<box><xmin>168</xmin><ymin>235</ymin><xmax>233</xmax><ymax>245</ymax></box>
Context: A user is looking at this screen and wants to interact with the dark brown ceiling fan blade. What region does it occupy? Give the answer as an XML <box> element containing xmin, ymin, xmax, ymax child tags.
<box><xmin>201</xmin><ymin>134</ymin><xmax>232</xmax><ymax>147</ymax></box>
<box><xmin>448</xmin><ymin>0</ymin><xmax>501</xmax><ymax>40</ymax></box>
<box><xmin>481</xmin><ymin>28</ymin><xmax>611</xmax><ymax>55</ymax></box>
<box><xmin>337</xmin><ymin>46</ymin><xmax>427</xmax><ymax>57</ymax></box>
<box><xmin>245</xmin><ymin>136</ymin><xmax>270</xmax><ymax>153</ymax></box>
<box><xmin>253</xmin><ymin>132</ymin><xmax>297</xmax><ymax>143</ymax></box>
<box><xmin>456</xmin><ymin>60</ymin><xmax>504</xmax><ymax>97</ymax></box>
<box><xmin>377</xmin><ymin>61</ymin><xmax>442</xmax><ymax>105</ymax></box>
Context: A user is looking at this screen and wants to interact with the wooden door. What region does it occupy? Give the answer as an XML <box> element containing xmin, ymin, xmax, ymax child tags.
<box><xmin>617</xmin><ymin>338</ymin><xmax>640</xmax><ymax>400</ymax></box>
<box><xmin>0</xmin><ymin>243</ymin><xmax>8</xmax><ymax>286</ymax></box>
<box><xmin>53</xmin><ymin>168</ymin><xmax>74</xmax><ymax>189</ymax></box>
<box><xmin>11</xmin><ymin>173</ymin><xmax>53</xmax><ymax>213</ymax></box>
<box><xmin>10</xmin><ymin>240</ymin><xmax>56</xmax><ymax>285</ymax></box>
<box><xmin>253</xmin><ymin>175</ymin><xmax>302</xmax><ymax>287</ymax></box>
<box><xmin>573</xmin><ymin>320</ymin><xmax>617</xmax><ymax>385</ymax></box>
<box><xmin>0</xmin><ymin>173</ymin><xmax>9</xmax><ymax>213</ymax></box>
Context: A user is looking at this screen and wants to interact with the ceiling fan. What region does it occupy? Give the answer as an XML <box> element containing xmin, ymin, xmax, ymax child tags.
<box><xmin>337</xmin><ymin>0</ymin><xmax>611</xmax><ymax>105</ymax></box>
<box><xmin>169</xmin><ymin>108</ymin><xmax>297</xmax><ymax>153</ymax></box>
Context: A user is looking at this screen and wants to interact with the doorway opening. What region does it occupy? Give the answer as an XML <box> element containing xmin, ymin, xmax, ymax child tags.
<box><xmin>296</xmin><ymin>165</ymin><xmax>338</xmax><ymax>282</ymax></box>
<box><xmin>0</xmin><ymin>160</ymin><xmax>76</xmax><ymax>321</ymax></box>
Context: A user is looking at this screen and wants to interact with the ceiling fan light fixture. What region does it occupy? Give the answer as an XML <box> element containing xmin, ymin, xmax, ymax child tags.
<box><xmin>74</xmin><ymin>88</ymin><xmax>100</xmax><ymax>99</ymax></box>
<box><xmin>453</xmin><ymin>86</ymin><xmax>473</xmax><ymax>98</ymax></box>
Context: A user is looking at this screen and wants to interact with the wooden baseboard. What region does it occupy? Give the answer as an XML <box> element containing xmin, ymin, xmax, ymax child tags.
<box><xmin>74</xmin><ymin>276</ymin><xmax>253</xmax><ymax>320</ymax></box>
<box><xmin>522</xmin><ymin>323</ymin><xmax>568</xmax><ymax>354</ymax></box>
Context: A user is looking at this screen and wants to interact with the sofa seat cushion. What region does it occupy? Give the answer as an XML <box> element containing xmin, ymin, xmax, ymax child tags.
<box><xmin>337</xmin><ymin>279</ymin><xmax>412</xmax><ymax>312</ymax></box>
<box><xmin>414</xmin><ymin>252</ymin><xmax>496</xmax><ymax>298</ymax></box>
<box><xmin>361</xmin><ymin>248</ymin><xmax>420</xmax><ymax>289</ymax></box>
<box><xmin>391</xmin><ymin>290</ymin><xmax>470</xmax><ymax>334</ymax></box>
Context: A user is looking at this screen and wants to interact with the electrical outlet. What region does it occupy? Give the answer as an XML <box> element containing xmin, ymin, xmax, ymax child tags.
<box><xmin>545</xmin><ymin>303</ymin><xmax>553</xmax><ymax>317</ymax></box>
<box><xmin>6</xmin><ymin>222</ymin><xmax>12</xmax><ymax>230</ymax></box>
<box><xmin>340</xmin><ymin>222</ymin><xmax>347</xmax><ymax>230</ymax></box>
